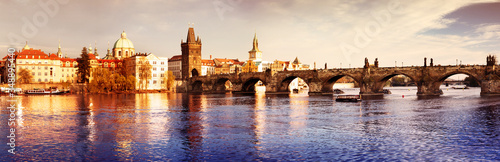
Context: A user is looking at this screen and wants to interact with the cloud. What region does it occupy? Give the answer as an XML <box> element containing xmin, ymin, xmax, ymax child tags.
<box><xmin>0</xmin><ymin>0</ymin><xmax>499</xmax><ymax>68</ymax></box>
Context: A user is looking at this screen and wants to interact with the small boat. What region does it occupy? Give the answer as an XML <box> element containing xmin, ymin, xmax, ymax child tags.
<box><xmin>333</xmin><ymin>89</ymin><xmax>345</xmax><ymax>94</ymax></box>
<box><xmin>451</xmin><ymin>86</ymin><xmax>469</xmax><ymax>89</ymax></box>
<box><xmin>383</xmin><ymin>89</ymin><xmax>392</xmax><ymax>94</ymax></box>
<box><xmin>335</xmin><ymin>95</ymin><xmax>361</xmax><ymax>102</ymax></box>
<box><xmin>25</xmin><ymin>88</ymin><xmax>66</xmax><ymax>95</ymax></box>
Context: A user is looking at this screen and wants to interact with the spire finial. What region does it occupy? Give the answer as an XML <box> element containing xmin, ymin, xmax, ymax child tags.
<box><xmin>23</xmin><ymin>41</ymin><xmax>30</xmax><ymax>50</ymax></box>
<box><xmin>251</xmin><ymin>32</ymin><xmax>259</xmax><ymax>52</ymax></box>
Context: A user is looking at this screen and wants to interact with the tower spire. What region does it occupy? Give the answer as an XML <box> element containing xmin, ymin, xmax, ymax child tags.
<box><xmin>186</xmin><ymin>27</ymin><xmax>196</xmax><ymax>43</ymax></box>
<box><xmin>57</xmin><ymin>40</ymin><xmax>63</xmax><ymax>58</ymax></box>
<box><xmin>251</xmin><ymin>32</ymin><xmax>260</xmax><ymax>52</ymax></box>
<box><xmin>94</xmin><ymin>41</ymin><xmax>98</xmax><ymax>57</ymax></box>
<box><xmin>23</xmin><ymin>41</ymin><xmax>30</xmax><ymax>50</ymax></box>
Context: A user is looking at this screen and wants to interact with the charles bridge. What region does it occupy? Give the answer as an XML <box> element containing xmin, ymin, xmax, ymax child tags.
<box><xmin>185</xmin><ymin>57</ymin><xmax>500</xmax><ymax>97</ymax></box>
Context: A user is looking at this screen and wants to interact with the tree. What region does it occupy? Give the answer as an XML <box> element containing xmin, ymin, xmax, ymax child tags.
<box><xmin>62</xmin><ymin>78</ymin><xmax>72</xmax><ymax>89</ymax></box>
<box><xmin>138</xmin><ymin>58</ymin><xmax>152</xmax><ymax>90</ymax></box>
<box><xmin>77</xmin><ymin>47</ymin><xmax>91</xmax><ymax>83</ymax></box>
<box><xmin>464</xmin><ymin>76</ymin><xmax>480</xmax><ymax>87</ymax></box>
<box><xmin>17</xmin><ymin>68</ymin><xmax>33</xmax><ymax>84</ymax></box>
<box><xmin>88</xmin><ymin>67</ymin><xmax>113</xmax><ymax>93</ymax></box>
<box><xmin>125</xmin><ymin>75</ymin><xmax>136</xmax><ymax>90</ymax></box>
<box><xmin>166</xmin><ymin>71</ymin><xmax>175</xmax><ymax>91</ymax></box>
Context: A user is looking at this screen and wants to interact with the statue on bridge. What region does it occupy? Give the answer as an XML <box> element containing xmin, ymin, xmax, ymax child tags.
<box><xmin>424</xmin><ymin>57</ymin><xmax>427</xmax><ymax>67</ymax></box>
<box><xmin>374</xmin><ymin>58</ymin><xmax>379</xmax><ymax>68</ymax></box>
<box><xmin>364</xmin><ymin>57</ymin><xmax>369</xmax><ymax>68</ymax></box>
<box><xmin>430</xmin><ymin>58</ymin><xmax>433</xmax><ymax>67</ymax></box>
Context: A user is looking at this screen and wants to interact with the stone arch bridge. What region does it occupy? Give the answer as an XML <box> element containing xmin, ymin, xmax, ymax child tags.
<box><xmin>186</xmin><ymin>65</ymin><xmax>500</xmax><ymax>97</ymax></box>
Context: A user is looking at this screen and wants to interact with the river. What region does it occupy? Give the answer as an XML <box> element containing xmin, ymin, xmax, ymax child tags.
<box><xmin>1</xmin><ymin>87</ymin><xmax>499</xmax><ymax>161</ymax></box>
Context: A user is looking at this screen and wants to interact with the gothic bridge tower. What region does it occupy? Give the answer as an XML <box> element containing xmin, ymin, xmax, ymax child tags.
<box><xmin>181</xmin><ymin>27</ymin><xmax>202</xmax><ymax>80</ymax></box>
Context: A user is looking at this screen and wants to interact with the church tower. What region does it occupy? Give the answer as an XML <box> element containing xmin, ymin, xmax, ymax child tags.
<box><xmin>57</xmin><ymin>41</ymin><xmax>63</xmax><ymax>58</ymax></box>
<box><xmin>248</xmin><ymin>32</ymin><xmax>262</xmax><ymax>61</ymax></box>
<box><xmin>181</xmin><ymin>27</ymin><xmax>202</xmax><ymax>80</ymax></box>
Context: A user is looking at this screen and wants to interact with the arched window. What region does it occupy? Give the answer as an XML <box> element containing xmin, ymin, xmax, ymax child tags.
<box><xmin>118</xmin><ymin>51</ymin><xmax>122</xmax><ymax>56</ymax></box>
<box><xmin>104</xmin><ymin>62</ymin><xmax>108</xmax><ymax>67</ymax></box>
<box><xmin>126</xmin><ymin>51</ymin><xmax>128</xmax><ymax>57</ymax></box>
<box><xmin>111</xmin><ymin>63</ymin><xmax>115</xmax><ymax>67</ymax></box>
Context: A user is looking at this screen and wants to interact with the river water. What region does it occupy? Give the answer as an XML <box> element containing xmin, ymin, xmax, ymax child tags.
<box><xmin>1</xmin><ymin>87</ymin><xmax>499</xmax><ymax>161</ymax></box>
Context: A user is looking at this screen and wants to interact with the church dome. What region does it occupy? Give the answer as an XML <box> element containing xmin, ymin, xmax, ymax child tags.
<box><xmin>113</xmin><ymin>31</ymin><xmax>134</xmax><ymax>49</ymax></box>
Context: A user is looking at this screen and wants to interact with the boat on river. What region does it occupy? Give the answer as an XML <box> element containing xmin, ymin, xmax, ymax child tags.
<box><xmin>335</xmin><ymin>95</ymin><xmax>361</xmax><ymax>102</ymax></box>
<box><xmin>25</xmin><ymin>88</ymin><xmax>68</xmax><ymax>95</ymax></box>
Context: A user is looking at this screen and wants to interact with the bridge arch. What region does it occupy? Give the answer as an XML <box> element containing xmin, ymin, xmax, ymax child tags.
<box><xmin>436</xmin><ymin>71</ymin><xmax>483</xmax><ymax>92</ymax></box>
<box><xmin>278</xmin><ymin>76</ymin><xmax>310</xmax><ymax>92</ymax></box>
<box><xmin>321</xmin><ymin>74</ymin><xmax>360</xmax><ymax>93</ymax></box>
<box><xmin>242</xmin><ymin>78</ymin><xmax>266</xmax><ymax>92</ymax></box>
<box><xmin>373</xmin><ymin>72</ymin><xmax>419</xmax><ymax>93</ymax></box>
<box><xmin>437</xmin><ymin>71</ymin><xmax>482</xmax><ymax>83</ymax></box>
<box><xmin>190</xmin><ymin>80</ymin><xmax>204</xmax><ymax>92</ymax></box>
<box><xmin>213</xmin><ymin>78</ymin><xmax>233</xmax><ymax>92</ymax></box>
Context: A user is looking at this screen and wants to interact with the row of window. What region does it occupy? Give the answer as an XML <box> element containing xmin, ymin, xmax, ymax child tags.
<box><xmin>168</xmin><ymin>67</ymin><xmax>181</xmax><ymax>70</ymax></box>
<box><xmin>18</xmin><ymin>60</ymin><xmax>50</xmax><ymax>64</ymax></box>
<box><xmin>137</xmin><ymin>61</ymin><xmax>165</xmax><ymax>65</ymax></box>
<box><xmin>32</xmin><ymin>79</ymin><xmax>74</xmax><ymax>83</ymax></box>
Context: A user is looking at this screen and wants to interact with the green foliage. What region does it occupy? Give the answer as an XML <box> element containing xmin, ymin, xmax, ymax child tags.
<box><xmin>126</xmin><ymin>75</ymin><xmax>136</xmax><ymax>90</ymax></box>
<box><xmin>464</xmin><ymin>76</ymin><xmax>480</xmax><ymax>87</ymax></box>
<box><xmin>17</xmin><ymin>68</ymin><xmax>33</xmax><ymax>84</ymax></box>
<box><xmin>88</xmin><ymin>67</ymin><xmax>137</xmax><ymax>93</ymax></box>
<box><xmin>62</xmin><ymin>79</ymin><xmax>72</xmax><ymax>89</ymax></box>
<box><xmin>77</xmin><ymin>47</ymin><xmax>91</xmax><ymax>83</ymax></box>
<box><xmin>163</xmin><ymin>71</ymin><xmax>175</xmax><ymax>91</ymax></box>
<box><xmin>138</xmin><ymin>58</ymin><xmax>152</xmax><ymax>90</ymax></box>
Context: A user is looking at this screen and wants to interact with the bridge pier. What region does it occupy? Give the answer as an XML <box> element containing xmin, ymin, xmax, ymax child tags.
<box><xmin>417</xmin><ymin>81</ymin><xmax>443</xmax><ymax>96</ymax></box>
<box><xmin>480</xmin><ymin>79</ymin><xmax>500</xmax><ymax>96</ymax></box>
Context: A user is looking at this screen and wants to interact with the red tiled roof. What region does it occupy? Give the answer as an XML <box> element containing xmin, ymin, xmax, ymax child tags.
<box><xmin>169</xmin><ymin>55</ymin><xmax>182</xmax><ymax>61</ymax></box>
<box><xmin>214</xmin><ymin>58</ymin><xmax>242</xmax><ymax>64</ymax></box>
<box><xmin>14</xmin><ymin>49</ymin><xmax>49</xmax><ymax>59</ymax></box>
<box><xmin>201</xmin><ymin>59</ymin><xmax>215</xmax><ymax>66</ymax></box>
<box><xmin>99</xmin><ymin>59</ymin><xmax>123</xmax><ymax>68</ymax></box>
<box><xmin>60</xmin><ymin>58</ymin><xmax>78</xmax><ymax>67</ymax></box>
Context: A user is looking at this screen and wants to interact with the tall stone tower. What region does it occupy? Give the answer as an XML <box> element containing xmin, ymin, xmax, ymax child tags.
<box><xmin>181</xmin><ymin>27</ymin><xmax>202</xmax><ymax>80</ymax></box>
<box><xmin>248</xmin><ymin>32</ymin><xmax>262</xmax><ymax>61</ymax></box>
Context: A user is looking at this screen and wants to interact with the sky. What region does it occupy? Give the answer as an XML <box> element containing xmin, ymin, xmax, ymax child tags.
<box><xmin>1</xmin><ymin>0</ymin><xmax>500</xmax><ymax>69</ymax></box>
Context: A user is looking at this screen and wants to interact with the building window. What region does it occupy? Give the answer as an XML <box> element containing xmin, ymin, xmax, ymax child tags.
<box><xmin>161</xmin><ymin>74</ymin><xmax>164</xmax><ymax>77</ymax></box>
<box><xmin>153</xmin><ymin>61</ymin><xmax>157</xmax><ymax>65</ymax></box>
<box><xmin>38</xmin><ymin>72</ymin><xmax>41</xmax><ymax>76</ymax></box>
<box><xmin>45</xmin><ymin>67</ymin><xmax>48</xmax><ymax>70</ymax></box>
<box><xmin>161</xmin><ymin>62</ymin><xmax>164</xmax><ymax>65</ymax></box>
<box><xmin>118</xmin><ymin>51</ymin><xmax>121</xmax><ymax>56</ymax></box>
<box><xmin>45</xmin><ymin>72</ymin><xmax>47</xmax><ymax>76</ymax></box>
<box><xmin>161</xmin><ymin>68</ymin><xmax>164</xmax><ymax>71</ymax></box>
<box><xmin>44</xmin><ymin>79</ymin><xmax>48</xmax><ymax>82</ymax></box>
<box><xmin>153</xmin><ymin>74</ymin><xmax>157</xmax><ymax>77</ymax></box>
<box><xmin>38</xmin><ymin>79</ymin><xmax>41</xmax><ymax>82</ymax></box>
<box><xmin>32</xmin><ymin>72</ymin><xmax>35</xmax><ymax>76</ymax></box>
<box><xmin>153</xmin><ymin>80</ymin><xmax>157</xmax><ymax>84</ymax></box>
<box><xmin>153</xmin><ymin>67</ymin><xmax>157</xmax><ymax>71</ymax></box>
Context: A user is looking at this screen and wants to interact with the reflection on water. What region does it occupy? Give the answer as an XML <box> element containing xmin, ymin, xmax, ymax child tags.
<box><xmin>1</xmin><ymin>87</ymin><xmax>499</xmax><ymax>161</ymax></box>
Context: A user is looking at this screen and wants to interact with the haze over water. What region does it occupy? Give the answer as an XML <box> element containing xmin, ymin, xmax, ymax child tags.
<box><xmin>1</xmin><ymin>87</ymin><xmax>499</xmax><ymax>161</ymax></box>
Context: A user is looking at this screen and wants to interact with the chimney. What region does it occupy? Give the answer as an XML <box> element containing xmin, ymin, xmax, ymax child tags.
<box><xmin>210</xmin><ymin>55</ymin><xmax>212</xmax><ymax>60</ymax></box>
